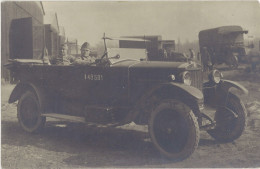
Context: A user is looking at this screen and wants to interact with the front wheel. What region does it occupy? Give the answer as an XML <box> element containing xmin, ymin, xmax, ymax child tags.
<box><xmin>207</xmin><ymin>93</ymin><xmax>247</xmax><ymax>142</ymax></box>
<box><xmin>148</xmin><ymin>99</ymin><xmax>200</xmax><ymax>161</ymax></box>
<box><xmin>17</xmin><ymin>91</ymin><xmax>46</xmax><ymax>133</ymax></box>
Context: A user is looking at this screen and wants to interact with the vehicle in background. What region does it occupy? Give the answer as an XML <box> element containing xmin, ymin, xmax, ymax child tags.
<box><xmin>165</xmin><ymin>51</ymin><xmax>189</xmax><ymax>62</ymax></box>
<box><xmin>199</xmin><ymin>25</ymin><xmax>249</xmax><ymax>69</ymax></box>
<box><xmin>119</xmin><ymin>35</ymin><xmax>175</xmax><ymax>61</ymax></box>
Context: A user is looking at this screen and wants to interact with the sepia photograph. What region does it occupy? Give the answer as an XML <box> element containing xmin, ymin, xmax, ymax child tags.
<box><xmin>1</xmin><ymin>1</ymin><xmax>260</xmax><ymax>168</ymax></box>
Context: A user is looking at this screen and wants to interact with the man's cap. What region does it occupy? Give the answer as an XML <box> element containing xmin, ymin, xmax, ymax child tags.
<box><xmin>81</xmin><ymin>42</ymin><xmax>90</xmax><ymax>50</ymax></box>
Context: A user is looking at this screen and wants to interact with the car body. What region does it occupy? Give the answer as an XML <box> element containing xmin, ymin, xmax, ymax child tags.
<box><xmin>5</xmin><ymin>37</ymin><xmax>248</xmax><ymax>161</ymax></box>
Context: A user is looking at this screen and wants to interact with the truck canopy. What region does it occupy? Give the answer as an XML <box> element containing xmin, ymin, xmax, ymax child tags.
<box><xmin>199</xmin><ymin>26</ymin><xmax>248</xmax><ymax>48</ymax></box>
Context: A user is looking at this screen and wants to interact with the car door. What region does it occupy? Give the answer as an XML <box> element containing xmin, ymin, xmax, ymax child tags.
<box><xmin>81</xmin><ymin>65</ymin><xmax>129</xmax><ymax>106</ymax></box>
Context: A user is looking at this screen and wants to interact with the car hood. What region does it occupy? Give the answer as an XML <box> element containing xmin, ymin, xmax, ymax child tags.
<box><xmin>111</xmin><ymin>60</ymin><xmax>200</xmax><ymax>70</ymax></box>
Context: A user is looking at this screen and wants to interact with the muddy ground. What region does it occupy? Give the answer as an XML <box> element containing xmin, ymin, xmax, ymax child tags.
<box><xmin>1</xmin><ymin>66</ymin><xmax>260</xmax><ymax>168</ymax></box>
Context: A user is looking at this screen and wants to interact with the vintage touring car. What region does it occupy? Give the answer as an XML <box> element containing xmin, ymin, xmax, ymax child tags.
<box><xmin>5</xmin><ymin>37</ymin><xmax>248</xmax><ymax>161</ymax></box>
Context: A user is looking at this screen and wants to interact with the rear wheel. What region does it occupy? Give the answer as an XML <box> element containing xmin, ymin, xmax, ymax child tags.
<box><xmin>207</xmin><ymin>93</ymin><xmax>247</xmax><ymax>142</ymax></box>
<box><xmin>148</xmin><ymin>99</ymin><xmax>200</xmax><ymax>161</ymax></box>
<box><xmin>17</xmin><ymin>91</ymin><xmax>46</xmax><ymax>133</ymax></box>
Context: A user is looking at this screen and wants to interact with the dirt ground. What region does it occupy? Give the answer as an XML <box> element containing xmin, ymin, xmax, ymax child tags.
<box><xmin>1</xmin><ymin>66</ymin><xmax>260</xmax><ymax>168</ymax></box>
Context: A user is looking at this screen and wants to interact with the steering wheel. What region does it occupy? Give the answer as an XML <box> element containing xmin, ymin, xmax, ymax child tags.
<box><xmin>95</xmin><ymin>52</ymin><xmax>110</xmax><ymax>66</ymax></box>
<box><xmin>100</xmin><ymin>52</ymin><xmax>108</xmax><ymax>60</ymax></box>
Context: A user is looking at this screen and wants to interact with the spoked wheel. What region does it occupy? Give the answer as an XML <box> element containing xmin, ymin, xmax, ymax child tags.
<box><xmin>149</xmin><ymin>99</ymin><xmax>200</xmax><ymax>161</ymax></box>
<box><xmin>207</xmin><ymin>93</ymin><xmax>247</xmax><ymax>142</ymax></box>
<box><xmin>17</xmin><ymin>91</ymin><xmax>46</xmax><ymax>133</ymax></box>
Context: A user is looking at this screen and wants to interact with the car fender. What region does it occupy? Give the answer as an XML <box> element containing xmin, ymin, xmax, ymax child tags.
<box><xmin>8</xmin><ymin>82</ymin><xmax>48</xmax><ymax>112</ymax></box>
<box><xmin>218</xmin><ymin>79</ymin><xmax>248</xmax><ymax>106</ymax></box>
<box><xmin>129</xmin><ymin>82</ymin><xmax>204</xmax><ymax>124</ymax></box>
<box><xmin>219</xmin><ymin>79</ymin><xmax>248</xmax><ymax>95</ymax></box>
<box><xmin>148</xmin><ymin>82</ymin><xmax>204</xmax><ymax>101</ymax></box>
<box><xmin>204</xmin><ymin>79</ymin><xmax>248</xmax><ymax>107</ymax></box>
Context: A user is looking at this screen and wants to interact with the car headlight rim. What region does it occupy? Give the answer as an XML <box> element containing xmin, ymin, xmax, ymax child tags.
<box><xmin>181</xmin><ymin>71</ymin><xmax>192</xmax><ymax>85</ymax></box>
<box><xmin>209</xmin><ymin>69</ymin><xmax>223</xmax><ymax>84</ymax></box>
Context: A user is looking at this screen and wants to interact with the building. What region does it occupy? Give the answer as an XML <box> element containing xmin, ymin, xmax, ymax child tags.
<box><xmin>1</xmin><ymin>1</ymin><xmax>45</xmax><ymax>80</ymax></box>
<box><xmin>1</xmin><ymin>2</ymin><xmax>77</xmax><ymax>81</ymax></box>
<box><xmin>59</xmin><ymin>26</ymin><xmax>66</xmax><ymax>46</ymax></box>
<box><xmin>44</xmin><ymin>12</ymin><xmax>60</xmax><ymax>58</ymax></box>
<box><xmin>66</xmin><ymin>38</ymin><xmax>79</xmax><ymax>57</ymax></box>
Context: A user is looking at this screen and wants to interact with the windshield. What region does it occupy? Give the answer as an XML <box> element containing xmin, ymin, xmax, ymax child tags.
<box><xmin>107</xmin><ymin>48</ymin><xmax>147</xmax><ymax>64</ymax></box>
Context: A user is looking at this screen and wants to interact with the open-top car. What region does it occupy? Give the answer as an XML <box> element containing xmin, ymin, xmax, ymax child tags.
<box><xmin>5</xmin><ymin>36</ymin><xmax>248</xmax><ymax>161</ymax></box>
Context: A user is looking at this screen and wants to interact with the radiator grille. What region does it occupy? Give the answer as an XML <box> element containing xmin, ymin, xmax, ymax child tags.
<box><xmin>190</xmin><ymin>70</ymin><xmax>203</xmax><ymax>91</ymax></box>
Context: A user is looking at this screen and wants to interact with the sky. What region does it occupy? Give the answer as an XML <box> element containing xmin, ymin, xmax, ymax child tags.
<box><xmin>42</xmin><ymin>1</ymin><xmax>260</xmax><ymax>46</ymax></box>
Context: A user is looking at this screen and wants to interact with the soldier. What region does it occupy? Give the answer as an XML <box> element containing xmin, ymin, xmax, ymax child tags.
<box><xmin>197</xmin><ymin>51</ymin><xmax>201</xmax><ymax>62</ymax></box>
<box><xmin>73</xmin><ymin>42</ymin><xmax>96</xmax><ymax>65</ymax></box>
<box><xmin>49</xmin><ymin>44</ymin><xmax>74</xmax><ymax>65</ymax></box>
<box><xmin>158</xmin><ymin>48</ymin><xmax>167</xmax><ymax>61</ymax></box>
<box><xmin>60</xmin><ymin>44</ymin><xmax>75</xmax><ymax>65</ymax></box>
<box><xmin>248</xmin><ymin>50</ymin><xmax>260</xmax><ymax>72</ymax></box>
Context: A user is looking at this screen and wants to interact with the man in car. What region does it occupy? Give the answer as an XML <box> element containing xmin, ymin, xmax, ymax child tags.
<box><xmin>61</xmin><ymin>44</ymin><xmax>75</xmax><ymax>65</ymax></box>
<box><xmin>49</xmin><ymin>44</ymin><xmax>75</xmax><ymax>65</ymax></box>
<box><xmin>73</xmin><ymin>42</ymin><xmax>96</xmax><ymax>65</ymax></box>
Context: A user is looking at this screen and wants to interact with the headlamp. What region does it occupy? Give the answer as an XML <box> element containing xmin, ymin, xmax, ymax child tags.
<box><xmin>208</xmin><ymin>70</ymin><xmax>223</xmax><ymax>84</ymax></box>
<box><xmin>181</xmin><ymin>71</ymin><xmax>191</xmax><ymax>85</ymax></box>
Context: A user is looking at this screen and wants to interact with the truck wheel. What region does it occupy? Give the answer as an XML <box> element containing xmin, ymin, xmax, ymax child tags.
<box><xmin>17</xmin><ymin>91</ymin><xmax>46</xmax><ymax>133</ymax></box>
<box><xmin>207</xmin><ymin>93</ymin><xmax>247</xmax><ymax>142</ymax></box>
<box><xmin>148</xmin><ymin>99</ymin><xmax>200</xmax><ymax>161</ymax></box>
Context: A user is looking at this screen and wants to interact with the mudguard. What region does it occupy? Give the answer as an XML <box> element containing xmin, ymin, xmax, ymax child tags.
<box><xmin>153</xmin><ymin>82</ymin><xmax>204</xmax><ymax>100</ymax></box>
<box><xmin>203</xmin><ymin>79</ymin><xmax>248</xmax><ymax>107</ymax></box>
<box><xmin>219</xmin><ymin>80</ymin><xmax>248</xmax><ymax>95</ymax></box>
<box><xmin>8</xmin><ymin>82</ymin><xmax>48</xmax><ymax>113</ymax></box>
<box><xmin>137</xmin><ymin>82</ymin><xmax>204</xmax><ymax>110</ymax></box>
<box><xmin>129</xmin><ymin>82</ymin><xmax>204</xmax><ymax>123</ymax></box>
<box><xmin>9</xmin><ymin>83</ymin><xmax>26</xmax><ymax>103</ymax></box>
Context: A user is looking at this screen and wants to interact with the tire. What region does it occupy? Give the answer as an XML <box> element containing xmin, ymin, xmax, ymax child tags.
<box><xmin>148</xmin><ymin>99</ymin><xmax>200</xmax><ymax>161</ymax></box>
<box><xmin>17</xmin><ymin>91</ymin><xmax>46</xmax><ymax>133</ymax></box>
<box><xmin>207</xmin><ymin>93</ymin><xmax>247</xmax><ymax>142</ymax></box>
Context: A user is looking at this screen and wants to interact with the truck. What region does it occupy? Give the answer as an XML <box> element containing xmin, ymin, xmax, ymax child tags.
<box><xmin>199</xmin><ymin>25</ymin><xmax>249</xmax><ymax>69</ymax></box>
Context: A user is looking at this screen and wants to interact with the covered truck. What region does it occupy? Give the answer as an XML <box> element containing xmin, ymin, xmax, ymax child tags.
<box><xmin>199</xmin><ymin>25</ymin><xmax>248</xmax><ymax>69</ymax></box>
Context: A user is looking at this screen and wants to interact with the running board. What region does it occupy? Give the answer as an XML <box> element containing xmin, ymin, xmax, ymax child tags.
<box><xmin>41</xmin><ymin>113</ymin><xmax>85</xmax><ymax>123</ymax></box>
<box><xmin>41</xmin><ymin>113</ymin><xmax>120</xmax><ymax>127</ymax></box>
